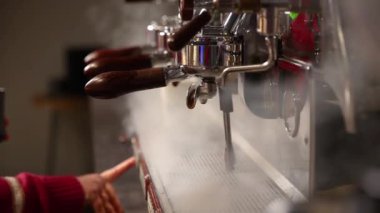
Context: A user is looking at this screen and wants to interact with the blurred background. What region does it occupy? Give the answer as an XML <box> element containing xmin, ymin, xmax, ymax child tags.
<box><xmin>0</xmin><ymin>0</ymin><xmax>177</xmax><ymax>211</ymax></box>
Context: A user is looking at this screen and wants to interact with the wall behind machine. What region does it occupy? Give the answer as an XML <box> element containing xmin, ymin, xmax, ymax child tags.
<box><xmin>0</xmin><ymin>0</ymin><xmax>100</xmax><ymax>175</ymax></box>
<box><xmin>0</xmin><ymin>0</ymin><xmax>142</xmax><ymax>175</ymax></box>
<box><xmin>0</xmin><ymin>0</ymin><xmax>176</xmax><ymax>175</ymax></box>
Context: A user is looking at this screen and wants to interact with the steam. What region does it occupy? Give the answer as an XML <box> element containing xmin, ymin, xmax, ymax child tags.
<box><xmin>85</xmin><ymin>1</ymin><xmax>177</xmax><ymax>47</ymax></box>
<box><xmin>320</xmin><ymin>0</ymin><xmax>380</xmax><ymax>134</ymax></box>
<box><xmin>125</xmin><ymin>81</ymin><xmax>298</xmax><ymax>212</ymax></box>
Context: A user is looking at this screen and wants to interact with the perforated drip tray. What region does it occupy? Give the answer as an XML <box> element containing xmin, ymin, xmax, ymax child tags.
<box><xmin>143</xmin><ymin>147</ymin><xmax>292</xmax><ymax>213</ymax></box>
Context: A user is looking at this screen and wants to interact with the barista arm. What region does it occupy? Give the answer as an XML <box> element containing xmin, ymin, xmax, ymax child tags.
<box><xmin>0</xmin><ymin>173</ymin><xmax>85</xmax><ymax>213</ymax></box>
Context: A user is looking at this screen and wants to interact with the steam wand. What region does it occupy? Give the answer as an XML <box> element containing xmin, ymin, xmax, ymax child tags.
<box><xmin>219</xmin><ymin>86</ymin><xmax>235</xmax><ymax>170</ymax></box>
<box><xmin>216</xmin><ymin>37</ymin><xmax>277</xmax><ymax>170</ymax></box>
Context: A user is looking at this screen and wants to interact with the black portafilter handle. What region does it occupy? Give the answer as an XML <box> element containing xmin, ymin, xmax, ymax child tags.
<box><xmin>168</xmin><ymin>10</ymin><xmax>212</xmax><ymax>51</ymax></box>
<box><xmin>84</xmin><ymin>46</ymin><xmax>143</xmax><ymax>64</ymax></box>
<box><xmin>85</xmin><ymin>67</ymin><xmax>167</xmax><ymax>99</ymax></box>
<box><xmin>84</xmin><ymin>54</ymin><xmax>153</xmax><ymax>79</ymax></box>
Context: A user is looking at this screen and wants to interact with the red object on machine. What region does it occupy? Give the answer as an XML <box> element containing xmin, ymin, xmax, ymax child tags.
<box><xmin>283</xmin><ymin>12</ymin><xmax>320</xmax><ymax>60</ymax></box>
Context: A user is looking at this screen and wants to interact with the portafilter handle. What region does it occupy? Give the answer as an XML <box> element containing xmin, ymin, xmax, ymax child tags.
<box><xmin>84</xmin><ymin>46</ymin><xmax>144</xmax><ymax>64</ymax></box>
<box><xmin>85</xmin><ymin>67</ymin><xmax>167</xmax><ymax>99</ymax></box>
<box><xmin>168</xmin><ymin>10</ymin><xmax>212</xmax><ymax>51</ymax></box>
<box><xmin>84</xmin><ymin>54</ymin><xmax>153</xmax><ymax>79</ymax></box>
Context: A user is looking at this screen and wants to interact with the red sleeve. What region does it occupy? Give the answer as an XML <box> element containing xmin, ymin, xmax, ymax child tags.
<box><xmin>16</xmin><ymin>173</ymin><xmax>85</xmax><ymax>213</ymax></box>
<box><xmin>0</xmin><ymin>177</ymin><xmax>13</xmax><ymax>213</ymax></box>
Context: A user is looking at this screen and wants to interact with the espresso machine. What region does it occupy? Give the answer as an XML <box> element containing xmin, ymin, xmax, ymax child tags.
<box><xmin>85</xmin><ymin>0</ymin><xmax>380</xmax><ymax>212</ymax></box>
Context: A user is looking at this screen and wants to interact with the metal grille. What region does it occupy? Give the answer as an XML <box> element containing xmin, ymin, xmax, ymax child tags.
<box><xmin>153</xmin><ymin>149</ymin><xmax>289</xmax><ymax>213</ymax></box>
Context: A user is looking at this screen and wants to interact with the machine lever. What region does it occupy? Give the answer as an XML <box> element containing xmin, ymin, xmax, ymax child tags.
<box><xmin>168</xmin><ymin>10</ymin><xmax>212</xmax><ymax>51</ymax></box>
<box><xmin>179</xmin><ymin>0</ymin><xmax>194</xmax><ymax>21</ymax></box>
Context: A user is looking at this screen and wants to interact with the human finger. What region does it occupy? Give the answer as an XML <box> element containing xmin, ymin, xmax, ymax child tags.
<box><xmin>101</xmin><ymin>189</ymin><xmax>117</xmax><ymax>213</ymax></box>
<box><xmin>101</xmin><ymin>157</ymin><xmax>136</xmax><ymax>182</ymax></box>
<box><xmin>100</xmin><ymin>190</ymin><xmax>117</xmax><ymax>213</ymax></box>
<box><xmin>104</xmin><ymin>201</ymin><xmax>117</xmax><ymax>213</ymax></box>
<box><xmin>105</xmin><ymin>183</ymin><xmax>124</xmax><ymax>213</ymax></box>
<box><xmin>93</xmin><ymin>196</ymin><xmax>106</xmax><ymax>213</ymax></box>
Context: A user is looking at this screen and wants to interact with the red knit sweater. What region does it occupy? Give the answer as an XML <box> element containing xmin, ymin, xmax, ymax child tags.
<box><xmin>0</xmin><ymin>173</ymin><xmax>85</xmax><ymax>213</ymax></box>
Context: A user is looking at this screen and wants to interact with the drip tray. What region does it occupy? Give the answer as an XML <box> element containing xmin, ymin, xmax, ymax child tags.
<box><xmin>138</xmin><ymin>144</ymin><xmax>292</xmax><ymax>213</ymax></box>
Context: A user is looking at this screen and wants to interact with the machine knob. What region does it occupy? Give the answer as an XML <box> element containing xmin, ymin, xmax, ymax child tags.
<box><xmin>85</xmin><ymin>68</ymin><xmax>166</xmax><ymax>99</ymax></box>
<box><xmin>168</xmin><ymin>10</ymin><xmax>212</xmax><ymax>51</ymax></box>
<box><xmin>84</xmin><ymin>46</ymin><xmax>143</xmax><ymax>64</ymax></box>
<box><xmin>84</xmin><ymin>54</ymin><xmax>152</xmax><ymax>78</ymax></box>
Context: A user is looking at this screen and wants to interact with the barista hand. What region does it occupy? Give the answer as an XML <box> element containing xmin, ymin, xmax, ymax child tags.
<box><xmin>77</xmin><ymin>157</ymin><xmax>136</xmax><ymax>213</ymax></box>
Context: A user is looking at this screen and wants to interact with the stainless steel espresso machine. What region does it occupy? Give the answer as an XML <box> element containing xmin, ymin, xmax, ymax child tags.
<box><xmin>85</xmin><ymin>0</ymin><xmax>380</xmax><ymax>212</ymax></box>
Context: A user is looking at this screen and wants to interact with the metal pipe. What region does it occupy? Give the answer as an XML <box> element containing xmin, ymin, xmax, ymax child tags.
<box><xmin>218</xmin><ymin>36</ymin><xmax>276</xmax><ymax>86</ymax></box>
<box><xmin>218</xmin><ymin>85</ymin><xmax>235</xmax><ymax>170</ymax></box>
<box><xmin>223</xmin><ymin>12</ymin><xmax>239</xmax><ymax>34</ymax></box>
<box><xmin>223</xmin><ymin>111</ymin><xmax>235</xmax><ymax>170</ymax></box>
